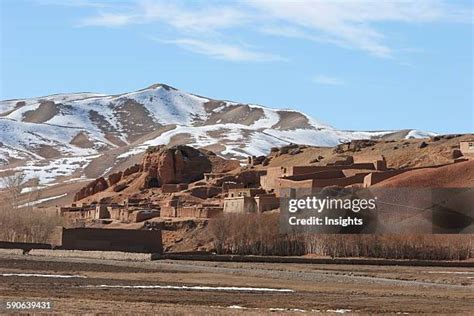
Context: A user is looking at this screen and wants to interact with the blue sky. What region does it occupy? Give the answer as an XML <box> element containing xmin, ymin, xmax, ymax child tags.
<box><xmin>1</xmin><ymin>0</ymin><xmax>472</xmax><ymax>134</ymax></box>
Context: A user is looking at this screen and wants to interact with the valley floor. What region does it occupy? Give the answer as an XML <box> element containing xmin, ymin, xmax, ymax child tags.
<box><xmin>0</xmin><ymin>251</ymin><xmax>473</xmax><ymax>314</ymax></box>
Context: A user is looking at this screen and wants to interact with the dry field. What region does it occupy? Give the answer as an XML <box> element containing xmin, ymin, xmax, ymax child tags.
<box><xmin>0</xmin><ymin>250</ymin><xmax>473</xmax><ymax>315</ymax></box>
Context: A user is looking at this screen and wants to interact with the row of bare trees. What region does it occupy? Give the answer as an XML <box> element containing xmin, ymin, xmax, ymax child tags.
<box><xmin>210</xmin><ymin>213</ymin><xmax>472</xmax><ymax>260</ymax></box>
<box><xmin>0</xmin><ymin>172</ymin><xmax>63</xmax><ymax>243</ymax></box>
<box><xmin>211</xmin><ymin>213</ymin><xmax>305</xmax><ymax>256</ymax></box>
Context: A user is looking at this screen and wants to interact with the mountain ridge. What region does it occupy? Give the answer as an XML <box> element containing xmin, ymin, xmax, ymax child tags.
<box><xmin>0</xmin><ymin>83</ymin><xmax>435</xmax><ymax>189</ymax></box>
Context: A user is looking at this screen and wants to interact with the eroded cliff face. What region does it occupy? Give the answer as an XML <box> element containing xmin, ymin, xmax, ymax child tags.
<box><xmin>74</xmin><ymin>145</ymin><xmax>239</xmax><ymax>201</ymax></box>
<box><xmin>142</xmin><ymin>145</ymin><xmax>213</xmax><ymax>188</ymax></box>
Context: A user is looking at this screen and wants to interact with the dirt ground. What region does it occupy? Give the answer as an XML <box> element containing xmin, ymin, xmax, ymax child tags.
<box><xmin>0</xmin><ymin>251</ymin><xmax>473</xmax><ymax>315</ymax></box>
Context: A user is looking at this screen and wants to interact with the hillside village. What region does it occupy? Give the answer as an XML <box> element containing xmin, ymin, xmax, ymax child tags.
<box><xmin>51</xmin><ymin>135</ymin><xmax>474</xmax><ymax>252</ymax></box>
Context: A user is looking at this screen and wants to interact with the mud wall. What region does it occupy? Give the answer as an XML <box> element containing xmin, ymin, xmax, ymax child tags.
<box><xmin>363</xmin><ymin>170</ymin><xmax>408</xmax><ymax>187</ymax></box>
<box><xmin>58</xmin><ymin>227</ymin><xmax>162</xmax><ymax>253</ymax></box>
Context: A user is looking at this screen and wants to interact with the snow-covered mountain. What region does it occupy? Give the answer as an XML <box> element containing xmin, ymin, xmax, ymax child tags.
<box><xmin>0</xmin><ymin>83</ymin><xmax>435</xmax><ymax>188</ymax></box>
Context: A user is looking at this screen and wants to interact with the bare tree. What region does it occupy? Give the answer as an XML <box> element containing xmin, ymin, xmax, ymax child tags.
<box><xmin>0</xmin><ymin>171</ymin><xmax>26</xmax><ymax>209</ymax></box>
<box><xmin>0</xmin><ymin>172</ymin><xmax>60</xmax><ymax>243</ymax></box>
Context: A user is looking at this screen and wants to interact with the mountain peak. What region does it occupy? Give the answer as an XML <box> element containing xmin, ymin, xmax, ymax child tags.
<box><xmin>141</xmin><ymin>83</ymin><xmax>178</xmax><ymax>92</ymax></box>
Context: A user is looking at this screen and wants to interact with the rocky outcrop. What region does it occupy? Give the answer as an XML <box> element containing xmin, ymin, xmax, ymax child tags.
<box><xmin>419</xmin><ymin>141</ymin><xmax>429</xmax><ymax>149</ymax></box>
<box><xmin>73</xmin><ymin>145</ymin><xmax>236</xmax><ymax>201</ymax></box>
<box><xmin>142</xmin><ymin>145</ymin><xmax>212</xmax><ymax>188</ymax></box>
<box><xmin>107</xmin><ymin>171</ymin><xmax>122</xmax><ymax>186</ymax></box>
<box><xmin>334</xmin><ymin>140</ymin><xmax>376</xmax><ymax>153</ymax></box>
<box><xmin>452</xmin><ymin>149</ymin><xmax>463</xmax><ymax>159</ymax></box>
<box><xmin>123</xmin><ymin>164</ymin><xmax>140</xmax><ymax>177</ymax></box>
<box><xmin>74</xmin><ymin>177</ymin><xmax>108</xmax><ymax>201</ymax></box>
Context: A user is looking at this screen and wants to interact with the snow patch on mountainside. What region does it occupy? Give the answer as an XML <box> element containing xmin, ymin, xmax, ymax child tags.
<box><xmin>123</xmin><ymin>87</ymin><xmax>208</xmax><ymax>125</ymax></box>
<box><xmin>0</xmin><ymin>84</ymin><xmax>437</xmax><ymax>187</ymax></box>
<box><xmin>405</xmin><ymin>129</ymin><xmax>437</xmax><ymax>139</ymax></box>
<box><xmin>0</xmin><ymin>93</ymin><xmax>106</xmax><ymax>115</ymax></box>
<box><xmin>0</xmin><ymin>118</ymin><xmax>107</xmax><ymax>157</ymax></box>
<box><xmin>11</xmin><ymin>154</ymin><xmax>101</xmax><ymax>187</ymax></box>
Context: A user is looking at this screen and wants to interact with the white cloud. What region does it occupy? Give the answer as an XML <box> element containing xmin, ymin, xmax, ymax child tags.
<box><xmin>313</xmin><ymin>75</ymin><xmax>345</xmax><ymax>86</ymax></box>
<box><xmin>79</xmin><ymin>13</ymin><xmax>136</xmax><ymax>27</ymax></box>
<box><xmin>139</xmin><ymin>1</ymin><xmax>248</xmax><ymax>33</ymax></box>
<box><xmin>157</xmin><ymin>38</ymin><xmax>285</xmax><ymax>62</ymax></box>
<box><xmin>246</xmin><ymin>0</ymin><xmax>471</xmax><ymax>58</ymax></box>
<box><xmin>37</xmin><ymin>0</ymin><xmax>109</xmax><ymax>8</ymax></box>
<box><xmin>77</xmin><ymin>1</ymin><xmax>247</xmax><ymax>32</ymax></box>
<box><xmin>70</xmin><ymin>0</ymin><xmax>471</xmax><ymax>59</ymax></box>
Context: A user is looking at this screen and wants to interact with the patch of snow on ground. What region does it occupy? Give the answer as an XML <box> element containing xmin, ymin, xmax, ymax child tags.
<box><xmin>20</xmin><ymin>187</ymin><xmax>42</xmax><ymax>194</ymax></box>
<box><xmin>18</xmin><ymin>193</ymin><xmax>68</xmax><ymax>207</ymax></box>
<box><xmin>426</xmin><ymin>271</ymin><xmax>474</xmax><ymax>274</ymax></box>
<box><xmin>84</xmin><ymin>284</ymin><xmax>294</xmax><ymax>292</ymax></box>
<box><xmin>1</xmin><ymin>273</ymin><xmax>86</xmax><ymax>279</ymax></box>
<box><xmin>327</xmin><ymin>309</ymin><xmax>352</xmax><ymax>314</ymax></box>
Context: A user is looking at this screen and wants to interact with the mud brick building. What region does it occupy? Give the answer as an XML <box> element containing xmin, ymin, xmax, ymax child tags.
<box><xmin>58</xmin><ymin>204</ymin><xmax>95</xmax><ymax>222</ymax></box>
<box><xmin>460</xmin><ymin>141</ymin><xmax>474</xmax><ymax>156</ymax></box>
<box><xmin>160</xmin><ymin>200</ymin><xmax>223</xmax><ymax>218</ymax></box>
<box><xmin>223</xmin><ymin>188</ymin><xmax>279</xmax><ymax>214</ymax></box>
<box><xmin>261</xmin><ymin>158</ymin><xmax>389</xmax><ymax>195</ymax></box>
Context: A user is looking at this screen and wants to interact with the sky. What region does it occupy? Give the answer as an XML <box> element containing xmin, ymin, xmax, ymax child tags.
<box><xmin>0</xmin><ymin>0</ymin><xmax>472</xmax><ymax>134</ymax></box>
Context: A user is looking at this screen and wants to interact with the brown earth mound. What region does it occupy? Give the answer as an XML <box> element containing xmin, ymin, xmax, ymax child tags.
<box><xmin>271</xmin><ymin>110</ymin><xmax>312</xmax><ymax>130</ymax></box>
<box><xmin>199</xmin><ymin>104</ymin><xmax>264</xmax><ymax>126</ymax></box>
<box><xmin>374</xmin><ymin>160</ymin><xmax>474</xmax><ymax>188</ymax></box>
<box><xmin>70</xmin><ymin>132</ymin><xmax>95</xmax><ymax>148</ymax></box>
<box><xmin>22</xmin><ymin>101</ymin><xmax>59</xmax><ymax>123</ymax></box>
<box><xmin>33</xmin><ymin>144</ymin><xmax>62</xmax><ymax>159</ymax></box>
<box><xmin>115</xmin><ymin>99</ymin><xmax>161</xmax><ymax>142</ymax></box>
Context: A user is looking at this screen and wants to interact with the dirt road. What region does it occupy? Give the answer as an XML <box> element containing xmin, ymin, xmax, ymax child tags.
<box><xmin>0</xmin><ymin>251</ymin><xmax>472</xmax><ymax>314</ymax></box>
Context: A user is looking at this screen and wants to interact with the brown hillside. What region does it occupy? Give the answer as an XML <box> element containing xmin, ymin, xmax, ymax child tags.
<box><xmin>264</xmin><ymin>134</ymin><xmax>473</xmax><ymax>170</ymax></box>
<box><xmin>374</xmin><ymin>160</ymin><xmax>474</xmax><ymax>188</ymax></box>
